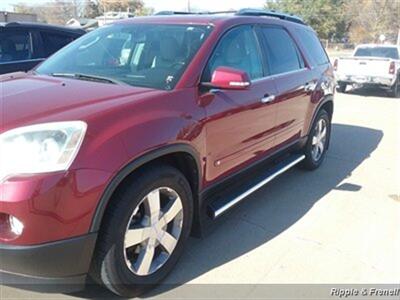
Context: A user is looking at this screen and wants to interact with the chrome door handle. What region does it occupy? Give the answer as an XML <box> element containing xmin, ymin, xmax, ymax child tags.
<box><xmin>261</xmin><ymin>94</ymin><xmax>276</xmax><ymax>104</ymax></box>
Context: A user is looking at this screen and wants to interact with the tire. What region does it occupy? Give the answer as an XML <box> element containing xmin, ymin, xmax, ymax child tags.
<box><xmin>300</xmin><ymin>109</ymin><xmax>331</xmax><ymax>170</ymax></box>
<box><xmin>388</xmin><ymin>77</ymin><xmax>399</xmax><ymax>98</ymax></box>
<box><xmin>90</xmin><ymin>165</ymin><xmax>193</xmax><ymax>297</ymax></box>
<box><xmin>337</xmin><ymin>82</ymin><xmax>347</xmax><ymax>93</ymax></box>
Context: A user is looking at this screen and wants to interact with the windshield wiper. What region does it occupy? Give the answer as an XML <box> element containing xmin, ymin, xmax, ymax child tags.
<box><xmin>50</xmin><ymin>72</ymin><xmax>123</xmax><ymax>85</ymax></box>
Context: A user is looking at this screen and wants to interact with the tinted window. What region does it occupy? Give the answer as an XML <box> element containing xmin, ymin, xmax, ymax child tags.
<box><xmin>260</xmin><ymin>27</ymin><xmax>303</xmax><ymax>75</ymax></box>
<box><xmin>41</xmin><ymin>32</ymin><xmax>75</xmax><ymax>57</ymax></box>
<box><xmin>295</xmin><ymin>28</ymin><xmax>329</xmax><ymax>65</ymax></box>
<box><xmin>0</xmin><ymin>30</ymin><xmax>32</xmax><ymax>62</ymax></box>
<box><xmin>354</xmin><ymin>47</ymin><xmax>399</xmax><ymax>59</ymax></box>
<box><xmin>203</xmin><ymin>25</ymin><xmax>263</xmax><ymax>81</ymax></box>
<box><xmin>36</xmin><ymin>24</ymin><xmax>212</xmax><ymax>90</ymax></box>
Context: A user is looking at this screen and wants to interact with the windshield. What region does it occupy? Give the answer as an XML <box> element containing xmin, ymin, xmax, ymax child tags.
<box><xmin>354</xmin><ymin>47</ymin><xmax>399</xmax><ymax>59</ymax></box>
<box><xmin>36</xmin><ymin>23</ymin><xmax>212</xmax><ymax>90</ymax></box>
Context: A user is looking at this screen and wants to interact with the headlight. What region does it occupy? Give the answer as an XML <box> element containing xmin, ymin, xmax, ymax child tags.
<box><xmin>0</xmin><ymin>121</ymin><xmax>87</xmax><ymax>182</ymax></box>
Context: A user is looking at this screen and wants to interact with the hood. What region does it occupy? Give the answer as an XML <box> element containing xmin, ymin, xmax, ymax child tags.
<box><xmin>0</xmin><ymin>73</ymin><xmax>159</xmax><ymax>132</ymax></box>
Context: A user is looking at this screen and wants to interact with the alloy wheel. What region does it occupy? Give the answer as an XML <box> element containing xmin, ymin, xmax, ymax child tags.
<box><xmin>311</xmin><ymin>118</ymin><xmax>327</xmax><ymax>162</ymax></box>
<box><xmin>123</xmin><ymin>187</ymin><xmax>184</xmax><ymax>276</ymax></box>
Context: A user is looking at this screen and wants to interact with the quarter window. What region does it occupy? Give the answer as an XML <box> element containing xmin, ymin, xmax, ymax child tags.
<box><xmin>259</xmin><ymin>27</ymin><xmax>304</xmax><ymax>75</ymax></box>
<box><xmin>203</xmin><ymin>25</ymin><xmax>263</xmax><ymax>81</ymax></box>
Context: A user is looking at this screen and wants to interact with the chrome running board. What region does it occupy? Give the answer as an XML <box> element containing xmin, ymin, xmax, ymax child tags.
<box><xmin>208</xmin><ymin>154</ymin><xmax>305</xmax><ymax>219</ymax></box>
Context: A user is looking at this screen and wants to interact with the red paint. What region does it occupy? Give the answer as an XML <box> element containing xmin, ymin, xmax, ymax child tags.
<box><xmin>333</xmin><ymin>59</ymin><xmax>338</xmax><ymax>71</ymax></box>
<box><xmin>0</xmin><ymin>170</ymin><xmax>112</xmax><ymax>245</ymax></box>
<box><xmin>389</xmin><ymin>61</ymin><xmax>395</xmax><ymax>74</ymax></box>
<box><xmin>0</xmin><ymin>15</ymin><xmax>334</xmax><ymax>246</ymax></box>
<box><xmin>209</xmin><ymin>67</ymin><xmax>251</xmax><ymax>90</ymax></box>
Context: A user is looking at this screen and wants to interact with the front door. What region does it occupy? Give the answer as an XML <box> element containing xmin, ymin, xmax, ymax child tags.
<box><xmin>200</xmin><ymin>25</ymin><xmax>279</xmax><ymax>184</ymax></box>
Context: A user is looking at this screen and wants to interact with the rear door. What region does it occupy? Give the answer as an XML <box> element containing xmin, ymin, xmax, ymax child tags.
<box><xmin>257</xmin><ymin>25</ymin><xmax>313</xmax><ymax>148</ymax></box>
<box><xmin>0</xmin><ymin>28</ymin><xmax>38</xmax><ymax>74</ymax></box>
<box><xmin>201</xmin><ymin>25</ymin><xmax>279</xmax><ymax>183</ymax></box>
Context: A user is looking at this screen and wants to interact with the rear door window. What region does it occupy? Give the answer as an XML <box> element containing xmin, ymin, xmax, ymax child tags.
<box><xmin>295</xmin><ymin>28</ymin><xmax>329</xmax><ymax>65</ymax></box>
<box><xmin>40</xmin><ymin>31</ymin><xmax>75</xmax><ymax>57</ymax></box>
<box><xmin>259</xmin><ymin>26</ymin><xmax>304</xmax><ymax>75</ymax></box>
<box><xmin>0</xmin><ymin>30</ymin><xmax>33</xmax><ymax>62</ymax></box>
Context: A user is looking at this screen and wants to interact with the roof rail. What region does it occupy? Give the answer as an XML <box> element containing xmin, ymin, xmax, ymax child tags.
<box><xmin>236</xmin><ymin>8</ymin><xmax>306</xmax><ymax>25</ymax></box>
<box><xmin>154</xmin><ymin>9</ymin><xmax>306</xmax><ymax>25</ymax></box>
<box><xmin>4</xmin><ymin>22</ymin><xmax>21</xmax><ymax>26</ymax></box>
<box><xmin>155</xmin><ymin>11</ymin><xmax>193</xmax><ymax>15</ymax></box>
<box><xmin>154</xmin><ymin>10</ymin><xmax>235</xmax><ymax>16</ymax></box>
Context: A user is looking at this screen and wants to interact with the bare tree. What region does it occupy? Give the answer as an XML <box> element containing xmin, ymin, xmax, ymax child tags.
<box><xmin>83</xmin><ymin>0</ymin><xmax>101</xmax><ymax>18</ymax></box>
<box><xmin>98</xmin><ymin>0</ymin><xmax>144</xmax><ymax>13</ymax></box>
<box><xmin>14</xmin><ymin>1</ymin><xmax>78</xmax><ymax>24</ymax></box>
<box><xmin>345</xmin><ymin>0</ymin><xmax>399</xmax><ymax>43</ymax></box>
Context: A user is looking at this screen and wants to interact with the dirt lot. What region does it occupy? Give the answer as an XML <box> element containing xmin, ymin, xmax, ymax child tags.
<box><xmin>1</xmin><ymin>88</ymin><xmax>399</xmax><ymax>299</ymax></box>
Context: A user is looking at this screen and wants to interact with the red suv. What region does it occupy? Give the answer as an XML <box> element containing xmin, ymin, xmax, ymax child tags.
<box><xmin>0</xmin><ymin>10</ymin><xmax>334</xmax><ymax>297</ymax></box>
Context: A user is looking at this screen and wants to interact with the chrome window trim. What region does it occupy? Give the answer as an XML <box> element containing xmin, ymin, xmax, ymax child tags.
<box><xmin>251</xmin><ymin>67</ymin><xmax>309</xmax><ymax>83</ymax></box>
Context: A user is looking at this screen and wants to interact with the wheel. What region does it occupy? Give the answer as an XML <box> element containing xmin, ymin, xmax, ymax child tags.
<box><xmin>337</xmin><ymin>82</ymin><xmax>347</xmax><ymax>93</ymax></box>
<box><xmin>91</xmin><ymin>165</ymin><xmax>193</xmax><ymax>297</ymax></box>
<box><xmin>300</xmin><ymin>109</ymin><xmax>331</xmax><ymax>170</ymax></box>
<box><xmin>388</xmin><ymin>77</ymin><xmax>399</xmax><ymax>98</ymax></box>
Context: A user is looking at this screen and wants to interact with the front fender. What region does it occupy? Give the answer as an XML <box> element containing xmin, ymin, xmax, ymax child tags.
<box><xmin>73</xmin><ymin>88</ymin><xmax>205</xmax><ymax>232</ymax></box>
<box><xmin>88</xmin><ymin>143</ymin><xmax>202</xmax><ymax>232</ymax></box>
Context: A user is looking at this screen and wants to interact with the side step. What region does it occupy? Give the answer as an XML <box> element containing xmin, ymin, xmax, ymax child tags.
<box><xmin>208</xmin><ymin>154</ymin><xmax>305</xmax><ymax>219</ymax></box>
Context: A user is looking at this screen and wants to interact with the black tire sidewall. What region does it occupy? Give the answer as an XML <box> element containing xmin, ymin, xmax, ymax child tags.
<box><xmin>337</xmin><ymin>83</ymin><xmax>346</xmax><ymax>93</ymax></box>
<box><xmin>393</xmin><ymin>78</ymin><xmax>399</xmax><ymax>98</ymax></box>
<box><xmin>98</xmin><ymin>166</ymin><xmax>193</xmax><ymax>296</ymax></box>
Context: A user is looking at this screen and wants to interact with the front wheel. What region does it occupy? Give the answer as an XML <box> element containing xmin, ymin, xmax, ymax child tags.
<box><xmin>91</xmin><ymin>165</ymin><xmax>193</xmax><ymax>297</ymax></box>
<box><xmin>300</xmin><ymin>109</ymin><xmax>331</xmax><ymax>170</ymax></box>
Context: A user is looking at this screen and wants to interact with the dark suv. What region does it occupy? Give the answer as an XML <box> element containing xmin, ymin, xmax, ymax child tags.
<box><xmin>0</xmin><ymin>10</ymin><xmax>334</xmax><ymax>297</ymax></box>
<box><xmin>0</xmin><ymin>22</ymin><xmax>85</xmax><ymax>74</ymax></box>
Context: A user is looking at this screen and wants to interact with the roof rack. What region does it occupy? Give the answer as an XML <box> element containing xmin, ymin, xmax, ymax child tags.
<box><xmin>155</xmin><ymin>11</ymin><xmax>193</xmax><ymax>15</ymax></box>
<box><xmin>236</xmin><ymin>9</ymin><xmax>305</xmax><ymax>25</ymax></box>
<box><xmin>154</xmin><ymin>9</ymin><xmax>306</xmax><ymax>26</ymax></box>
<box><xmin>154</xmin><ymin>11</ymin><xmax>235</xmax><ymax>16</ymax></box>
<box><xmin>4</xmin><ymin>22</ymin><xmax>21</xmax><ymax>26</ymax></box>
<box><xmin>1</xmin><ymin>21</ymin><xmax>86</xmax><ymax>33</ymax></box>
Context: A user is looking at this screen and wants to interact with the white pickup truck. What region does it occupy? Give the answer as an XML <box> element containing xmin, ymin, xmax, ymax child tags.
<box><xmin>334</xmin><ymin>44</ymin><xmax>400</xmax><ymax>97</ymax></box>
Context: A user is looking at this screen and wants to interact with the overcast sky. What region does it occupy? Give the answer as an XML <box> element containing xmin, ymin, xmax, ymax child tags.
<box><xmin>0</xmin><ymin>0</ymin><xmax>265</xmax><ymax>12</ymax></box>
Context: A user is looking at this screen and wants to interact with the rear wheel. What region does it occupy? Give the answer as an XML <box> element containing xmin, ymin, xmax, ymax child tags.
<box><xmin>91</xmin><ymin>165</ymin><xmax>193</xmax><ymax>297</ymax></box>
<box><xmin>300</xmin><ymin>109</ymin><xmax>331</xmax><ymax>170</ymax></box>
<box><xmin>337</xmin><ymin>82</ymin><xmax>347</xmax><ymax>93</ymax></box>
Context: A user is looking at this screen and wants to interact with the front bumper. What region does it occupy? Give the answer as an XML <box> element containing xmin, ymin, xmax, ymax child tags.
<box><xmin>0</xmin><ymin>170</ymin><xmax>110</xmax><ymax>288</ymax></box>
<box><xmin>0</xmin><ymin>169</ymin><xmax>111</xmax><ymax>245</ymax></box>
<box><xmin>336</xmin><ymin>74</ymin><xmax>395</xmax><ymax>87</ymax></box>
<box><xmin>0</xmin><ymin>233</ymin><xmax>97</xmax><ymax>280</ymax></box>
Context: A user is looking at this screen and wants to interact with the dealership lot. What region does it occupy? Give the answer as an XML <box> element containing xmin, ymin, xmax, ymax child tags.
<box><xmin>1</xmin><ymin>89</ymin><xmax>399</xmax><ymax>299</ymax></box>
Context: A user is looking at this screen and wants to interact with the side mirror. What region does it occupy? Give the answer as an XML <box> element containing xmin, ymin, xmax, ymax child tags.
<box><xmin>203</xmin><ymin>66</ymin><xmax>251</xmax><ymax>90</ymax></box>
